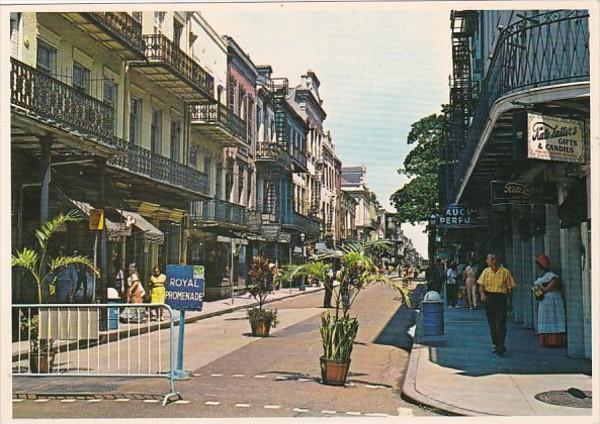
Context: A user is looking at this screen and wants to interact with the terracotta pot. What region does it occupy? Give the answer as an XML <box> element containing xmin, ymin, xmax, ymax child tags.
<box><xmin>250</xmin><ymin>319</ymin><xmax>272</xmax><ymax>337</ymax></box>
<box><xmin>320</xmin><ymin>356</ymin><xmax>351</xmax><ymax>386</ymax></box>
<box><xmin>29</xmin><ymin>354</ymin><xmax>54</xmax><ymax>373</ymax></box>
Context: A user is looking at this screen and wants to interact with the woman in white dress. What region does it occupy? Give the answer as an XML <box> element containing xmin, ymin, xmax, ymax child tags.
<box><xmin>533</xmin><ymin>254</ymin><xmax>566</xmax><ymax>347</ymax></box>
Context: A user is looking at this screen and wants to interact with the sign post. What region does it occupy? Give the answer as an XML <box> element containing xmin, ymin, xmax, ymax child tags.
<box><xmin>165</xmin><ymin>265</ymin><xmax>205</xmax><ymax>380</ymax></box>
<box><xmin>89</xmin><ymin>209</ymin><xmax>104</xmax><ymax>302</ymax></box>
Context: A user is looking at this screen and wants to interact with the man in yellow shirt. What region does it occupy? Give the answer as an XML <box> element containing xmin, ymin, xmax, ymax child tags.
<box><xmin>477</xmin><ymin>252</ymin><xmax>516</xmax><ymax>356</ymax></box>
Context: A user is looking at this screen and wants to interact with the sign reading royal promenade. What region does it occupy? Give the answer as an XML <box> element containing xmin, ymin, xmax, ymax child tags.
<box><xmin>165</xmin><ymin>265</ymin><xmax>205</xmax><ymax>311</ymax></box>
<box><xmin>527</xmin><ymin>112</ymin><xmax>585</xmax><ymax>163</ymax></box>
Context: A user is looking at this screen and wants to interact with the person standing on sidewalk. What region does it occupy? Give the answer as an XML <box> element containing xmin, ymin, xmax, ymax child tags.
<box><xmin>464</xmin><ymin>260</ymin><xmax>478</xmax><ymax>309</ymax></box>
<box><xmin>149</xmin><ymin>264</ymin><xmax>167</xmax><ymax>321</ymax></box>
<box><xmin>533</xmin><ymin>254</ymin><xmax>566</xmax><ymax>347</ymax></box>
<box><xmin>445</xmin><ymin>262</ymin><xmax>458</xmax><ymax>308</ymax></box>
<box><xmin>478</xmin><ymin>253</ymin><xmax>516</xmax><ymax>356</ymax></box>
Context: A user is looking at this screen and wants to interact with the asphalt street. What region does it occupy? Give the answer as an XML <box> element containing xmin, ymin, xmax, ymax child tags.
<box><xmin>12</xmin><ymin>282</ymin><xmax>437</xmax><ymax>418</ymax></box>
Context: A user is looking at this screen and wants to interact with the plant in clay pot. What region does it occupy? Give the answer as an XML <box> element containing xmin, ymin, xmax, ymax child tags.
<box><xmin>246</xmin><ymin>256</ymin><xmax>278</xmax><ymax>337</ymax></box>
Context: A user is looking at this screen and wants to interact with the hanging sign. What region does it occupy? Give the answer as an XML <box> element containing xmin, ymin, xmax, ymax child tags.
<box><xmin>439</xmin><ymin>204</ymin><xmax>485</xmax><ymax>228</ymax></box>
<box><xmin>261</xmin><ymin>224</ymin><xmax>281</xmax><ymax>241</ymax></box>
<box><xmin>165</xmin><ymin>265</ymin><xmax>205</xmax><ymax>311</ymax></box>
<box><xmin>247</xmin><ymin>211</ymin><xmax>262</xmax><ymax>232</ymax></box>
<box><xmin>490</xmin><ymin>180</ymin><xmax>556</xmax><ymax>205</ymax></box>
<box><xmin>89</xmin><ymin>209</ymin><xmax>105</xmax><ymax>231</ymax></box>
<box><xmin>527</xmin><ymin>112</ymin><xmax>585</xmax><ymax>163</ymax></box>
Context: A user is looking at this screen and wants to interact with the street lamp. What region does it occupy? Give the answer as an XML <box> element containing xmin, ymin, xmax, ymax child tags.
<box><xmin>299</xmin><ymin>232</ymin><xmax>306</xmax><ymax>291</ymax></box>
<box><xmin>428</xmin><ymin>214</ymin><xmax>438</xmax><ymax>265</ymax></box>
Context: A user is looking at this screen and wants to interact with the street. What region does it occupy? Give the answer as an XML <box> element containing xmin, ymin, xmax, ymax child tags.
<box><xmin>12</xmin><ymin>281</ymin><xmax>436</xmax><ymax>418</ymax></box>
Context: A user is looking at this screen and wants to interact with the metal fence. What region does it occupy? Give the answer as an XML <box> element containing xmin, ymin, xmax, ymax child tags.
<box><xmin>12</xmin><ymin>304</ymin><xmax>181</xmax><ymax>406</ymax></box>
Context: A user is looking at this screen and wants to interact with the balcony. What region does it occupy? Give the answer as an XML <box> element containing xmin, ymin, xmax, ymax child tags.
<box><xmin>10</xmin><ymin>58</ymin><xmax>125</xmax><ymax>153</ymax></box>
<box><xmin>108</xmin><ymin>144</ymin><xmax>209</xmax><ymax>195</ymax></box>
<box><xmin>256</xmin><ymin>142</ymin><xmax>292</xmax><ymax>168</ymax></box>
<box><xmin>282</xmin><ymin>212</ymin><xmax>321</xmax><ymax>236</ymax></box>
<box><xmin>189</xmin><ymin>199</ymin><xmax>247</xmax><ymax>228</ymax></box>
<box><xmin>131</xmin><ymin>33</ymin><xmax>214</xmax><ymax>104</ymax></box>
<box><xmin>452</xmin><ymin>10</ymin><xmax>589</xmax><ymax>199</ymax></box>
<box><xmin>61</xmin><ymin>12</ymin><xmax>145</xmax><ymax>59</ymax></box>
<box><xmin>190</xmin><ymin>104</ymin><xmax>246</xmax><ymax>147</ymax></box>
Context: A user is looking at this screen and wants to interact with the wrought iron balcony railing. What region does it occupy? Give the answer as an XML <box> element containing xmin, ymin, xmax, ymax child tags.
<box><xmin>85</xmin><ymin>12</ymin><xmax>144</xmax><ymax>54</ymax></box>
<box><xmin>452</xmin><ymin>10</ymin><xmax>589</xmax><ymax>196</ymax></box>
<box><xmin>190</xmin><ymin>104</ymin><xmax>247</xmax><ymax>145</ymax></box>
<box><xmin>108</xmin><ymin>144</ymin><xmax>209</xmax><ymax>195</ymax></box>
<box><xmin>189</xmin><ymin>198</ymin><xmax>247</xmax><ymax>227</ymax></box>
<box><xmin>10</xmin><ymin>58</ymin><xmax>124</xmax><ymax>150</ymax></box>
<box><xmin>141</xmin><ymin>33</ymin><xmax>214</xmax><ymax>99</ymax></box>
<box><xmin>282</xmin><ymin>212</ymin><xmax>320</xmax><ymax>235</ymax></box>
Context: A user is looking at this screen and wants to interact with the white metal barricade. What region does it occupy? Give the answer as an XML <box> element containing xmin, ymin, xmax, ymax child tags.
<box><xmin>12</xmin><ymin>304</ymin><xmax>181</xmax><ymax>406</ymax></box>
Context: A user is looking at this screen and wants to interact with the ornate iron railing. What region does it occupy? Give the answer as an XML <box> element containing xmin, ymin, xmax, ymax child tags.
<box><xmin>189</xmin><ymin>199</ymin><xmax>247</xmax><ymax>226</ymax></box>
<box><xmin>453</xmin><ymin>10</ymin><xmax>589</xmax><ymax>197</ymax></box>
<box><xmin>10</xmin><ymin>58</ymin><xmax>123</xmax><ymax>149</ymax></box>
<box><xmin>108</xmin><ymin>144</ymin><xmax>209</xmax><ymax>194</ymax></box>
<box><xmin>190</xmin><ymin>104</ymin><xmax>247</xmax><ymax>142</ymax></box>
<box><xmin>283</xmin><ymin>212</ymin><xmax>320</xmax><ymax>235</ymax></box>
<box><xmin>86</xmin><ymin>12</ymin><xmax>144</xmax><ymax>53</ymax></box>
<box><xmin>142</xmin><ymin>33</ymin><xmax>214</xmax><ymax>96</ymax></box>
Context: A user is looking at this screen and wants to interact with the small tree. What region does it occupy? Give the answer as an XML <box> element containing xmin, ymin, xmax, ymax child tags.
<box><xmin>246</xmin><ymin>256</ymin><xmax>278</xmax><ymax>336</ymax></box>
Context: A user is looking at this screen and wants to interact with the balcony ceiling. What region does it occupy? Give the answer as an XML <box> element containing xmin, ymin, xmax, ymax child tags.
<box><xmin>130</xmin><ymin>66</ymin><xmax>213</xmax><ymax>104</ymax></box>
<box><xmin>61</xmin><ymin>13</ymin><xmax>145</xmax><ymax>60</ymax></box>
<box><xmin>190</xmin><ymin>125</ymin><xmax>246</xmax><ymax>148</ymax></box>
<box><xmin>460</xmin><ymin>96</ymin><xmax>589</xmax><ymax>207</ymax></box>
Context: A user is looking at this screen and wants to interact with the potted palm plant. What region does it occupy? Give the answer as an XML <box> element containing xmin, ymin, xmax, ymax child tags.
<box><xmin>12</xmin><ymin>210</ymin><xmax>97</xmax><ymax>372</ymax></box>
<box><xmin>246</xmin><ymin>256</ymin><xmax>278</xmax><ymax>337</ymax></box>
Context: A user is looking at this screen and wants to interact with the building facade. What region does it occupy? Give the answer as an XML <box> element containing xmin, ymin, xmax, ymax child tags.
<box><xmin>439</xmin><ymin>10</ymin><xmax>590</xmax><ymax>359</ymax></box>
<box><xmin>341</xmin><ymin>166</ymin><xmax>379</xmax><ymax>242</ymax></box>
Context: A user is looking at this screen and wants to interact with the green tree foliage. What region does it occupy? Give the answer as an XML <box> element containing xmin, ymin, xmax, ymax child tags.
<box><xmin>390</xmin><ymin>108</ymin><xmax>447</xmax><ymax>224</ymax></box>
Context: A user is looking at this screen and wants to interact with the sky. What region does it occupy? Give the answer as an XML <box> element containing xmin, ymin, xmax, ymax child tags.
<box><xmin>201</xmin><ymin>3</ymin><xmax>453</xmax><ymax>258</ymax></box>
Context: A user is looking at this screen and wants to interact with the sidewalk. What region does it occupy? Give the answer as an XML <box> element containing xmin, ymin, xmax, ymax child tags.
<box><xmin>403</xmin><ymin>285</ymin><xmax>592</xmax><ymax>416</ymax></box>
<box><xmin>13</xmin><ymin>285</ymin><xmax>324</xmax><ymax>362</ymax></box>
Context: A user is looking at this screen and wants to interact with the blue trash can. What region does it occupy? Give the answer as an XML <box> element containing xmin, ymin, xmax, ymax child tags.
<box><xmin>100</xmin><ymin>288</ymin><xmax>122</xmax><ymax>331</ymax></box>
<box><xmin>422</xmin><ymin>291</ymin><xmax>444</xmax><ymax>336</ymax></box>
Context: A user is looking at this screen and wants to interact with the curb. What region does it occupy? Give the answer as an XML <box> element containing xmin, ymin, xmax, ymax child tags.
<box><xmin>12</xmin><ymin>287</ymin><xmax>324</xmax><ymax>363</ymax></box>
<box><xmin>401</xmin><ymin>310</ymin><xmax>497</xmax><ymax>417</ymax></box>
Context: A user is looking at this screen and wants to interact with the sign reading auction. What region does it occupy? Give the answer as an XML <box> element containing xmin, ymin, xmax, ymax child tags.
<box><xmin>439</xmin><ymin>204</ymin><xmax>482</xmax><ymax>228</ymax></box>
<box><xmin>165</xmin><ymin>265</ymin><xmax>205</xmax><ymax>311</ymax></box>
<box><xmin>527</xmin><ymin>112</ymin><xmax>585</xmax><ymax>163</ymax></box>
<box><xmin>490</xmin><ymin>180</ymin><xmax>556</xmax><ymax>205</ymax></box>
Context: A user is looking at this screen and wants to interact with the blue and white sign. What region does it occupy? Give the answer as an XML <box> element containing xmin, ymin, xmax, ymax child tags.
<box><xmin>165</xmin><ymin>265</ymin><xmax>205</xmax><ymax>311</ymax></box>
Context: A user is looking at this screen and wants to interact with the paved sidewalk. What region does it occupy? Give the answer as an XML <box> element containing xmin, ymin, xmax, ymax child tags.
<box><xmin>13</xmin><ymin>286</ymin><xmax>324</xmax><ymax>361</ymax></box>
<box><xmin>403</xmin><ymin>286</ymin><xmax>592</xmax><ymax>416</ymax></box>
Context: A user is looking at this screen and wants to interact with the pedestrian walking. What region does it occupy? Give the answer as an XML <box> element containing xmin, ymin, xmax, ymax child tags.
<box><xmin>464</xmin><ymin>260</ymin><xmax>478</xmax><ymax>309</ymax></box>
<box><xmin>149</xmin><ymin>264</ymin><xmax>167</xmax><ymax>321</ymax></box>
<box><xmin>533</xmin><ymin>254</ymin><xmax>566</xmax><ymax>347</ymax></box>
<box><xmin>120</xmin><ymin>263</ymin><xmax>146</xmax><ymax>322</ymax></box>
<box><xmin>478</xmin><ymin>253</ymin><xmax>516</xmax><ymax>356</ymax></box>
<box><xmin>113</xmin><ymin>259</ymin><xmax>126</xmax><ymax>299</ymax></box>
<box><xmin>55</xmin><ymin>246</ymin><xmax>78</xmax><ymax>303</ymax></box>
<box><xmin>445</xmin><ymin>262</ymin><xmax>458</xmax><ymax>308</ymax></box>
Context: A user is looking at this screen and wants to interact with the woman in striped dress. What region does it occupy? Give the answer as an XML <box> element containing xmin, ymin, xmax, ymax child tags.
<box><xmin>533</xmin><ymin>254</ymin><xmax>566</xmax><ymax>347</ymax></box>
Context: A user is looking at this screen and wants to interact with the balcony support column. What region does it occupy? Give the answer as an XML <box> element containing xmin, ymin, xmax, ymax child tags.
<box><xmin>39</xmin><ymin>137</ymin><xmax>52</xmax><ymax>225</ymax></box>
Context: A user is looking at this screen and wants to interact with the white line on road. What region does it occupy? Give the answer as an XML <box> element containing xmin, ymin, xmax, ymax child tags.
<box><xmin>365</xmin><ymin>384</ymin><xmax>385</xmax><ymax>389</ymax></box>
<box><xmin>210</xmin><ymin>373</ymin><xmax>223</xmax><ymax>377</ymax></box>
<box><xmin>235</xmin><ymin>404</ymin><xmax>250</xmax><ymax>408</ymax></box>
<box><xmin>174</xmin><ymin>400</ymin><xmax>190</xmax><ymax>404</ymax></box>
<box><xmin>365</xmin><ymin>413</ymin><xmax>390</xmax><ymax>417</ymax></box>
<box><xmin>114</xmin><ymin>399</ymin><xmax>130</xmax><ymax>402</ymax></box>
<box><xmin>87</xmin><ymin>399</ymin><xmax>102</xmax><ymax>403</ymax></box>
<box><xmin>204</xmin><ymin>401</ymin><xmax>220</xmax><ymax>406</ymax></box>
<box><xmin>254</xmin><ymin>375</ymin><xmax>266</xmax><ymax>379</ymax></box>
<box><xmin>12</xmin><ymin>399</ymin><xmax>24</xmax><ymax>402</ymax></box>
<box><xmin>192</xmin><ymin>373</ymin><xmax>202</xmax><ymax>377</ymax></box>
<box><xmin>275</xmin><ymin>376</ymin><xmax>288</xmax><ymax>380</ymax></box>
<box><xmin>33</xmin><ymin>399</ymin><xmax>49</xmax><ymax>403</ymax></box>
<box><xmin>293</xmin><ymin>408</ymin><xmax>309</xmax><ymax>413</ymax></box>
<box><xmin>143</xmin><ymin>400</ymin><xmax>159</xmax><ymax>403</ymax></box>
<box><xmin>346</xmin><ymin>412</ymin><xmax>361</xmax><ymax>416</ymax></box>
<box><xmin>264</xmin><ymin>405</ymin><xmax>281</xmax><ymax>409</ymax></box>
<box><xmin>297</xmin><ymin>378</ymin><xmax>311</xmax><ymax>382</ymax></box>
<box><xmin>60</xmin><ymin>399</ymin><xmax>76</xmax><ymax>403</ymax></box>
<box><xmin>232</xmin><ymin>374</ymin><xmax>245</xmax><ymax>378</ymax></box>
<box><xmin>321</xmin><ymin>410</ymin><xmax>337</xmax><ymax>414</ymax></box>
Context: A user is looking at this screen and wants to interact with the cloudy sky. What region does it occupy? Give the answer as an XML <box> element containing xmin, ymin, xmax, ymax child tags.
<box><xmin>201</xmin><ymin>3</ymin><xmax>453</xmax><ymax>257</ymax></box>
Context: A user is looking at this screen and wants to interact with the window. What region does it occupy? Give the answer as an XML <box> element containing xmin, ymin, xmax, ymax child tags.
<box><xmin>10</xmin><ymin>13</ymin><xmax>21</xmax><ymax>57</ymax></box>
<box><xmin>173</xmin><ymin>19</ymin><xmax>183</xmax><ymax>47</ymax></box>
<box><xmin>132</xmin><ymin>12</ymin><xmax>143</xmax><ymax>23</ymax></box>
<box><xmin>103</xmin><ymin>79</ymin><xmax>118</xmax><ymax>135</ymax></box>
<box><xmin>73</xmin><ymin>62</ymin><xmax>91</xmax><ymax>94</ymax></box>
<box><xmin>36</xmin><ymin>40</ymin><xmax>56</xmax><ymax>75</ymax></box>
<box><xmin>154</xmin><ymin>12</ymin><xmax>165</xmax><ymax>32</ymax></box>
<box><xmin>238</xmin><ymin>165</ymin><xmax>244</xmax><ymax>204</ymax></box>
<box><xmin>151</xmin><ymin>108</ymin><xmax>162</xmax><ymax>154</ymax></box>
<box><xmin>170</xmin><ymin>120</ymin><xmax>182</xmax><ymax>161</ymax></box>
<box><xmin>129</xmin><ymin>98</ymin><xmax>142</xmax><ymax>145</ymax></box>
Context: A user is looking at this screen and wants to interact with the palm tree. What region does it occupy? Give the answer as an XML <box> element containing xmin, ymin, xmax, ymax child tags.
<box><xmin>11</xmin><ymin>210</ymin><xmax>98</xmax><ymax>304</ymax></box>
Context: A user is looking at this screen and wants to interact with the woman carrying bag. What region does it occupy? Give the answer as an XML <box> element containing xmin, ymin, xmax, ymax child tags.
<box><xmin>532</xmin><ymin>254</ymin><xmax>566</xmax><ymax>347</ymax></box>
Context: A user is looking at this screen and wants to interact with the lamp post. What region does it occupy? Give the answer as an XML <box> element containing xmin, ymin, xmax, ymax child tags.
<box><xmin>428</xmin><ymin>213</ymin><xmax>438</xmax><ymax>265</ymax></box>
<box><xmin>299</xmin><ymin>232</ymin><xmax>306</xmax><ymax>291</ymax></box>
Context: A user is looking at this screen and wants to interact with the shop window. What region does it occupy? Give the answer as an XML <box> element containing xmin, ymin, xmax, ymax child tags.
<box><xmin>36</xmin><ymin>40</ymin><xmax>56</xmax><ymax>76</ymax></box>
<box><xmin>129</xmin><ymin>98</ymin><xmax>142</xmax><ymax>145</ymax></box>
<box><xmin>73</xmin><ymin>61</ymin><xmax>91</xmax><ymax>94</ymax></box>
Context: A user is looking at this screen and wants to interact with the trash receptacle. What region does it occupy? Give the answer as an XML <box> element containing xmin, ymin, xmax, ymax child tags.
<box><xmin>422</xmin><ymin>291</ymin><xmax>444</xmax><ymax>336</ymax></box>
<box><xmin>100</xmin><ymin>288</ymin><xmax>122</xmax><ymax>331</ymax></box>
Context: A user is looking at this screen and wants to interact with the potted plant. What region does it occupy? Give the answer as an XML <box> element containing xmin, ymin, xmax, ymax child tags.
<box><xmin>12</xmin><ymin>210</ymin><xmax>97</xmax><ymax>372</ymax></box>
<box><xmin>246</xmin><ymin>256</ymin><xmax>278</xmax><ymax>337</ymax></box>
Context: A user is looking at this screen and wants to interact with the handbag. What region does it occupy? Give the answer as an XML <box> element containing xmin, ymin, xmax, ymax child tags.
<box><xmin>532</xmin><ymin>285</ymin><xmax>544</xmax><ymax>301</ymax></box>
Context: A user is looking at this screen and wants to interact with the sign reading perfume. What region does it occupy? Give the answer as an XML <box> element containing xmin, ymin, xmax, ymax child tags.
<box><xmin>439</xmin><ymin>204</ymin><xmax>483</xmax><ymax>228</ymax></box>
<box><xmin>527</xmin><ymin>112</ymin><xmax>585</xmax><ymax>163</ymax></box>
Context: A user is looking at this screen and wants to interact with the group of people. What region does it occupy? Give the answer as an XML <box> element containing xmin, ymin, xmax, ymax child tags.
<box><xmin>53</xmin><ymin>247</ymin><xmax>95</xmax><ymax>303</ymax></box>
<box><xmin>428</xmin><ymin>252</ymin><xmax>566</xmax><ymax>356</ymax></box>
<box><xmin>114</xmin><ymin>261</ymin><xmax>167</xmax><ymax>321</ymax></box>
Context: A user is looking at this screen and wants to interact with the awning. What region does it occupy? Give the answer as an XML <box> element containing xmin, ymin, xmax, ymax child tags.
<box><xmin>69</xmin><ymin>199</ymin><xmax>127</xmax><ymax>241</ymax></box>
<box><xmin>116</xmin><ymin>209</ymin><xmax>164</xmax><ymax>245</ymax></box>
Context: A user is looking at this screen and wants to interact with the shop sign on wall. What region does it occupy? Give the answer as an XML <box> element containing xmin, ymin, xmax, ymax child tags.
<box><xmin>527</xmin><ymin>112</ymin><xmax>585</xmax><ymax>163</ymax></box>
<box><xmin>439</xmin><ymin>204</ymin><xmax>484</xmax><ymax>228</ymax></box>
<box><xmin>490</xmin><ymin>180</ymin><xmax>556</xmax><ymax>205</ymax></box>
